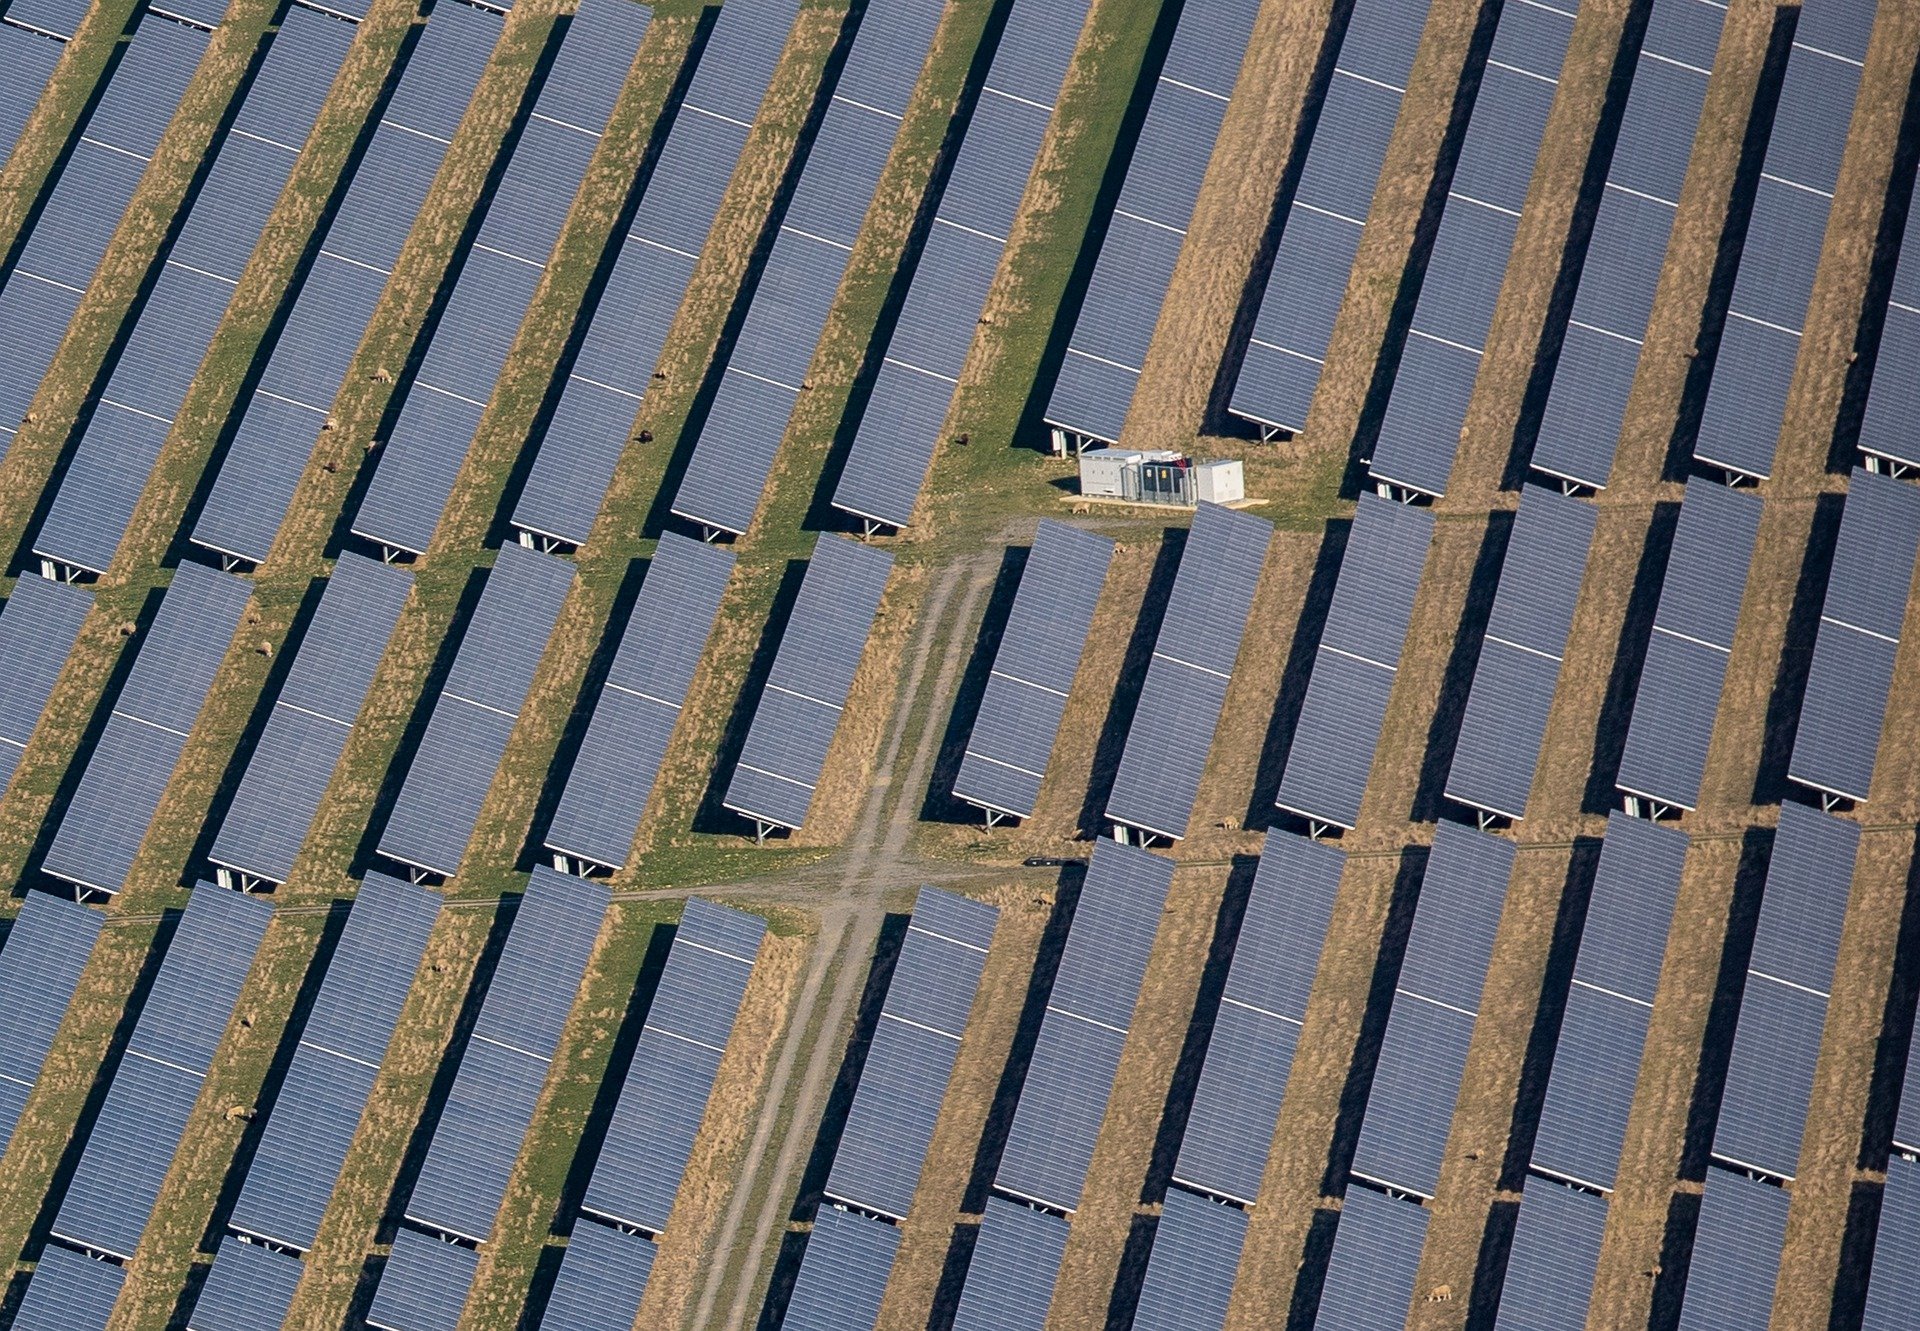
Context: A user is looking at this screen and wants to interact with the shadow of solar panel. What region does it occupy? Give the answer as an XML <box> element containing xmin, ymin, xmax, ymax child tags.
<box><xmin>0</xmin><ymin>891</ymin><xmax>101</xmax><ymax>1144</ymax></box>
<box><xmin>368</xmin><ymin>1227</ymin><xmax>481</xmax><ymax>1331</ymax></box>
<box><xmin>1862</xmin><ymin>1154</ymin><xmax>1920</xmax><ymax>1330</ymax></box>
<box><xmin>1492</xmin><ymin>1178</ymin><xmax>1607</xmax><ymax>1331</ymax></box>
<box><xmin>539</xmin><ymin>1218</ymin><xmax>656</xmax><ymax>1331</ymax></box>
<box><xmin>187</xmin><ymin>1236</ymin><xmax>302</xmax><ymax>1331</ymax></box>
<box><xmin>951</xmin><ymin>1195</ymin><xmax>1070</xmax><ymax>1331</ymax></box>
<box><xmin>1675</xmin><ymin>1168</ymin><xmax>1790</xmax><ymax>1330</ymax></box>
<box><xmin>1314</xmin><ymin>1184</ymin><xmax>1426</xmax><ymax>1331</ymax></box>
<box><xmin>53</xmin><ymin>1050</ymin><xmax>205</xmax><ymax>1258</ymax></box>
<box><xmin>1131</xmin><ymin>1186</ymin><xmax>1248</xmax><ymax>1331</ymax></box>
<box><xmin>11</xmin><ymin>1242</ymin><xmax>125</xmax><ymax>1331</ymax></box>
<box><xmin>0</xmin><ymin>572</ymin><xmax>90</xmax><ymax>785</ymax></box>
<box><xmin>780</xmin><ymin>1203</ymin><xmax>901</xmax><ymax>1331</ymax></box>
<box><xmin>0</xmin><ymin>25</ymin><xmax>61</xmax><ymax>174</ymax></box>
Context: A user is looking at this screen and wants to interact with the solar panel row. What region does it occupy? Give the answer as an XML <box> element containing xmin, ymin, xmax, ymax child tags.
<box><xmin>210</xmin><ymin>552</ymin><xmax>412</xmax><ymax>887</ymax></box>
<box><xmin>1106</xmin><ymin>503</ymin><xmax>1270</xmax><ymax>841</ymax></box>
<box><xmin>1041</xmin><ymin>0</ymin><xmax>1263</xmax><ymax>449</ymax></box>
<box><xmin>7</xmin><ymin>0</ymin><xmax>91</xmax><ymax>41</ymax></box>
<box><xmin>511</xmin><ymin>0</ymin><xmax>806</xmax><ymax>548</ymax></box>
<box><xmin>1313</xmin><ymin>1181</ymin><xmax>1429</xmax><ymax>1330</ymax></box>
<box><xmin>0</xmin><ymin>25</ymin><xmax>70</xmax><ymax>177</ymax></box>
<box><xmin>1531</xmin><ymin>0</ymin><xmax>1731</xmax><ymax>489</ymax></box>
<box><xmin>1445</xmin><ymin>484</ymin><xmax>1597</xmax><ymax>821</ymax></box>
<box><xmin>1615</xmin><ymin>477</ymin><xmax>1763</xmax><ymax>813</ymax></box>
<box><xmin>185</xmin><ymin>1235</ymin><xmax>304</xmax><ymax>1331</ymax></box>
<box><xmin>544</xmin><ymin>532</ymin><xmax>734</xmax><ymax>872</ymax></box>
<box><xmin>950</xmin><ymin>1193</ymin><xmax>1072</xmax><ymax>1331</ymax></box>
<box><xmin>1862</xmin><ymin>1152</ymin><xmax>1920</xmax><ymax>1330</ymax></box>
<box><xmin>33</xmin><ymin>3</ymin><xmax>358</xmax><ymax>578</ymax></box>
<box><xmin>41</xmin><ymin>561</ymin><xmax>252</xmax><ymax>897</ymax></box>
<box><xmin>378</xmin><ymin>542</ymin><xmax>575</xmax><ymax>879</ymax></box>
<box><xmin>12</xmin><ymin>1243</ymin><xmax>124</xmax><ymax>1331</ymax></box>
<box><xmin>1274</xmin><ymin>491</ymin><xmax>1435</xmax><ymax>831</ymax></box>
<box><xmin>1859</xmin><ymin>136</ymin><xmax>1920</xmax><ymax>472</ymax></box>
<box><xmin>1225</xmin><ymin>0</ymin><xmax>1432</xmax><ymax>436</ymax></box>
<box><xmin>538</xmin><ymin>1216</ymin><xmax>657</xmax><ymax>1331</ymax></box>
<box><xmin>1366</xmin><ymin>0</ymin><xmax>1581</xmax><ymax>499</ymax></box>
<box><xmin>723</xmin><ymin>533</ymin><xmax>893</xmax><ymax>834</ymax></box>
<box><xmin>669</xmin><ymin>0</ymin><xmax>949</xmax><ymax>539</ymax></box>
<box><xmin>189</xmin><ymin>0</ymin><xmax>506</xmax><ymax>566</ymax></box>
<box><xmin>1491</xmin><ymin>1175</ymin><xmax>1609</xmax><ymax>1331</ymax></box>
<box><xmin>778</xmin><ymin>1202</ymin><xmax>902</xmax><ymax>1330</ymax></box>
<box><xmin>1690</xmin><ymin>0</ymin><xmax>1875</xmax><ymax>481</ymax></box>
<box><xmin>368</xmin><ymin>1227</ymin><xmax>481</xmax><ymax>1331</ymax></box>
<box><xmin>1130</xmin><ymin>1185</ymin><xmax>1249</xmax><ymax>1331</ymax></box>
<box><xmin>0</xmin><ymin>572</ymin><xmax>92</xmax><ymax>793</ymax></box>
<box><xmin>1674</xmin><ymin>1167</ymin><xmax>1792</xmax><ymax>1331</ymax></box>
<box><xmin>826</xmin><ymin>0</ymin><xmax>1094</xmax><ymax>531</ymax></box>
<box><xmin>0</xmin><ymin>891</ymin><xmax>102</xmax><ymax>1152</ymax></box>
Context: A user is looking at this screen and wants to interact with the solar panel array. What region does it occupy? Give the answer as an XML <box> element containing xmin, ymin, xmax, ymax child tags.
<box><xmin>1530</xmin><ymin>0</ymin><xmax>1731</xmax><ymax>489</ymax></box>
<box><xmin>1860</xmin><ymin>1016</ymin><xmax>1920</xmax><ymax>1328</ymax></box>
<box><xmin>826</xmin><ymin>0</ymin><xmax>1093</xmax><ymax>530</ymax></box>
<box><xmin>1689</xmin><ymin>0</ymin><xmax>1874</xmax><ymax>481</ymax></box>
<box><xmin>510</xmin><ymin>0</ymin><xmax>805</xmax><ymax>547</ymax></box>
<box><xmin>1040</xmin><ymin>0</ymin><xmax>1262</xmax><ymax>448</ymax></box>
<box><xmin>1105</xmin><ymin>503</ymin><xmax>1270</xmax><ymax>840</ymax></box>
<box><xmin>13</xmin><ymin>1243</ymin><xmax>125</xmax><ymax>1331</ymax></box>
<box><xmin>1274</xmin><ymin>492</ymin><xmax>1434</xmax><ymax>831</ymax></box>
<box><xmin>350</xmin><ymin>0</ymin><xmax>652</xmax><ymax>558</ymax></box>
<box><xmin>538</xmin><ymin>1215</ymin><xmax>657</xmax><ymax>1331</ymax></box>
<box><xmin>187</xmin><ymin>1236</ymin><xmax>305</xmax><ymax>1331</ymax></box>
<box><xmin>1225</xmin><ymin>0</ymin><xmax>1431</xmax><ymax>435</ymax></box>
<box><xmin>1365</xmin><ymin>0</ymin><xmax>1581</xmax><ymax>499</ymax></box>
<box><xmin>6</xmin><ymin>0</ymin><xmax>93</xmax><ymax>38</ymax></box>
<box><xmin>1674</xmin><ymin>1168</ymin><xmax>1793</xmax><ymax>1330</ymax></box>
<box><xmin>1859</xmin><ymin>133</ymin><xmax>1920</xmax><ymax>472</ymax></box>
<box><xmin>1312</xmin><ymin>1180</ymin><xmax>1429</xmax><ymax>1330</ymax></box>
<box><xmin>1615</xmin><ymin>478</ymin><xmax>1762</xmax><ymax>813</ymax></box>
<box><xmin>210</xmin><ymin>553</ymin><xmax>412</xmax><ymax>887</ymax></box>
<box><xmin>0</xmin><ymin>10</ymin><xmax>214</xmax><ymax>464</ymax></box>
<box><xmin>0</xmin><ymin>572</ymin><xmax>92</xmax><ymax>791</ymax></box>
<box><xmin>778</xmin><ymin>1202</ymin><xmax>903</xmax><ymax>1330</ymax></box>
<box><xmin>32</xmin><ymin>3</ymin><xmax>356</xmax><ymax>578</ymax></box>
<box><xmin>377</xmin><ymin>542</ymin><xmax>574</xmax><ymax>879</ymax></box>
<box><xmin>1491</xmin><ymin>1175</ymin><xmax>1610</xmax><ymax>1331</ymax></box>
<box><xmin>0</xmin><ymin>891</ymin><xmax>102</xmax><ymax>1151</ymax></box>
<box><xmin>1787</xmin><ymin>467</ymin><xmax>1920</xmax><ymax>804</ymax></box>
<box><xmin>188</xmin><ymin>1</ymin><xmax>505</xmax><ymax>566</ymax></box>
<box><xmin>668</xmin><ymin>0</ymin><xmax>949</xmax><ymax>538</ymax></box>
<box><xmin>40</xmin><ymin>561</ymin><xmax>251</xmax><ymax>897</ymax></box>
<box><xmin>544</xmin><ymin>532</ymin><xmax>734</xmax><ymax>872</ymax></box>
<box><xmin>723</xmin><ymin>533</ymin><xmax>893</xmax><ymax>834</ymax></box>
<box><xmin>954</xmin><ymin>520</ymin><xmax>1112</xmax><ymax>821</ymax></box>
<box><xmin>1130</xmin><ymin>1186</ymin><xmax>1248</xmax><ymax>1331</ymax></box>
<box><xmin>368</xmin><ymin>1227</ymin><xmax>481</xmax><ymax>1331</ymax></box>
<box><xmin>1445</xmin><ymin>484</ymin><xmax>1597</xmax><ymax>821</ymax></box>
<box><xmin>0</xmin><ymin>23</ymin><xmax>72</xmax><ymax>179</ymax></box>
<box><xmin>949</xmin><ymin>1194</ymin><xmax>1072</xmax><ymax>1331</ymax></box>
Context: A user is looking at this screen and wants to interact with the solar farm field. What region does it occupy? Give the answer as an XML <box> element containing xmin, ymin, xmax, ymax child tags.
<box><xmin>0</xmin><ymin>0</ymin><xmax>1919</xmax><ymax>1328</ymax></box>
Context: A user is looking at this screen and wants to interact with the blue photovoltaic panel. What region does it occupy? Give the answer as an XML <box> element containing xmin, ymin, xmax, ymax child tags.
<box><xmin>0</xmin><ymin>26</ymin><xmax>63</xmax><ymax>174</ymax></box>
<box><xmin>1447</xmin><ymin>485</ymin><xmax>1598</xmax><ymax>820</ymax></box>
<box><xmin>955</xmin><ymin>520</ymin><xmax>1113</xmax><ymax>820</ymax></box>
<box><xmin>41</xmin><ymin>562</ymin><xmax>251</xmax><ymax>897</ymax></box>
<box><xmin>0</xmin><ymin>892</ymin><xmax>102</xmax><ymax>1148</ymax></box>
<box><xmin>186</xmin><ymin>1235</ymin><xmax>303</xmax><ymax>1331</ymax></box>
<box><xmin>1674</xmin><ymin>1168</ymin><xmax>1791</xmax><ymax>1330</ymax></box>
<box><xmin>1367</xmin><ymin>0</ymin><xmax>1579</xmax><ymax>498</ymax></box>
<box><xmin>1275</xmin><ymin>492</ymin><xmax>1434</xmax><ymax>830</ymax></box>
<box><xmin>1691</xmin><ymin>0</ymin><xmax>1871</xmax><ymax>481</ymax></box>
<box><xmin>367</xmin><ymin>1226</ymin><xmax>482</xmax><ymax>1331</ymax></box>
<box><xmin>1314</xmin><ymin>1185</ymin><xmax>1427</xmax><ymax>1330</ymax></box>
<box><xmin>538</xmin><ymin>1218</ymin><xmax>657</xmax><ymax>1331</ymax></box>
<box><xmin>1861</xmin><ymin>159</ymin><xmax>1920</xmax><ymax>472</ymax></box>
<box><xmin>546</xmin><ymin>533</ymin><xmax>734</xmax><ymax>869</ymax></box>
<box><xmin>1788</xmin><ymin>467</ymin><xmax>1920</xmax><ymax>803</ymax></box>
<box><xmin>826</xmin><ymin>888</ymin><xmax>997</xmax><ymax>1219</ymax></box>
<box><xmin>995</xmin><ymin>839</ymin><xmax>1172</xmax><ymax>1213</ymax></box>
<box><xmin>351</xmin><ymin>0</ymin><xmax>651</xmax><ymax>556</ymax></box>
<box><xmin>670</xmin><ymin>0</ymin><xmax>948</xmax><ymax>538</ymax></box>
<box><xmin>7</xmin><ymin>0</ymin><xmax>90</xmax><ymax>40</ymax></box>
<box><xmin>1131</xmin><ymin>1186</ymin><xmax>1249</xmax><ymax>1331</ymax></box>
<box><xmin>379</xmin><ymin>544</ymin><xmax>573</xmax><ymax>878</ymax></box>
<box><xmin>724</xmin><ymin>534</ymin><xmax>893</xmax><ymax>833</ymax></box>
<box><xmin>1491</xmin><ymin>1177</ymin><xmax>1608</xmax><ymax>1331</ymax></box>
<box><xmin>0</xmin><ymin>573</ymin><xmax>91</xmax><ymax>790</ymax></box>
<box><xmin>1107</xmin><ymin>504</ymin><xmax>1272</xmax><ymax>841</ymax></box>
<box><xmin>190</xmin><ymin>2</ymin><xmax>505</xmax><ymax>565</ymax></box>
<box><xmin>211</xmin><ymin>553</ymin><xmax>411</xmax><ymax>885</ymax></box>
<box><xmin>1615</xmin><ymin>478</ymin><xmax>1762</xmax><ymax>811</ymax></box>
<box><xmin>780</xmin><ymin>1203</ymin><xmax>902</xmax><ymax>1331</ymax></box>
<box><xmin>11</xmin><ymin>1243</ymin><xmax>125</xmax><ymax>1331</ymax></box>
<box><xmin>951</xmin><ymin>1195</ymin><xmax>1070</xmax><ymax>1331</ymax></box>
<box><xmin>1351</xmin><ymin>823</ymin><xmax>1514</xmax><ymax>1198</ymax></box>
<box><xmin>1175</xmin><ymin>830</ymin><xmax>1343</xmax><ymax>1205</ymax></box>
<box><xmin>1042</xmin><ymin>0</ymin><xmax>1262</xmax><ymax>446</ymax></box>
<box><xmin>1862</xmin><ymin>1154</ymin><xmax>1920</xmax><ymax>1330</ymax></box>
<box><xmin>1533</xmin><ymin>0</ymin><xmax>1731</xmax><ymax>488</ymax></box>
<box><xmin>128</xmin><ymin>884</ymin><xmax>273</xmax><ymax>1072</ymax></box>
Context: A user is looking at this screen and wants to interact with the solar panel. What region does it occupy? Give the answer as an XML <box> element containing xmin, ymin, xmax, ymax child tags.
<box><xmin>1175</xmin><ymin>829</ymin><xmax>1343</xmax><ymax>1205</ymax></box>
<box><xmin>41</xmin><ymin>562</ymin><xmax>251</xmax><ymax>897</ymax></box>
<box><xmin>0</xmin><ymin>573</ymin><xmax>91</xmax><ymax>790</ymax></box>
<box><xmin>1314</xmin><ymin>1184</ymin><xmax>1427</xmax><ymax>1330</ymax></box>
<box><xmin>995</xmin><ymin>839</ymin><xmax>1172</xmax><ymax>1212</ymax></box>
<box><xmin>723</xmin><ymin>534</ymin><xmax>893</xmax><ymax>833</ymax></box>
<box><xmin>11</xmin><ymin>1243</ymin><xmax>125</xmax><ymax>1331</ymax></box>
<box><xmin>954</xmin><ymin>520</ymin><xmax>1113</xmax><ymax>820</ymax></box>
<box><xmin>1673</xmin><ymin>1168</ymin><xmax>1790</xmax><ymax>1330</ymax></box>
<box><xmin>1531</xmin><ymin>0</ymin><xmax>1732</xmax><ymax>487</ymax></box>
<box><xmin>1275</xmin><ymin>492</ymin><xmax>1434</xmax><ymax>830</ymax></box>
<box><xmin>6</xmin><ymin>0</ymin><xmax>92</xmax><ymax>40</ymax></box>
<box><xmin>950</xmin><ymin>1195</ymin><xmax>1070</xmax><ymax>1331</ymax></box>
<box><xmin>780</xmin><ymin>1203</ymin><xmax>902</xmax><ymax>1330</ymax></box>
<box><xmin>1447</xmin><ymin>485</ymin><xmax>1598</xmax><ymax>820</ymax></box>
<box><xmin>545</xmin><ymin>533</ymin><xmax>733</xmax><ymax>870</ymax></box>
<box><xmin>1615</xmin><ymin>478</ymin><xmax>1762</xmax><ymax>812</ymax></box>
<box><xmin>1491</xmin><ymin>1177</ymin><xmax>1608</xmax><ymax>1331</ymax></box>
<box><xmin>1350</xmin><ymin>822</ymin><xmax>1514</xmax><ymax>1198</ymax></box>
<box><xmin>366</xmin><ymin>1226</ymin><xmax>482</xmax><ymax>1331</ymax></box>
<box><xmin>1861</xmin><ymin>1154</ymin><xmax>1920</xmax><ymax>1330</ymax></box>
<box><xmin>0</xmin><ymin>891</ymin><xmax>101</xmax><ymax>1148</ymax></box>
<box><xmin>825</xmin><ymin>888</ymin><xmax>997</xmax><ymax>1219</ymax></box>
<box><xmin>189</xmin><ymin>1</ymin><xmax>505</xmax><ymax>565</ymax></box>
<box><xmin>186</xmin><ymin>1236</ymin><xmax>303</xmax><ymax>1331</ymax></box>
<box><xmin>1106</xmin><ymin>504</ymin><xmax>1272</xmax><ymax>841</ymax></box>
<box><xmin>1690</xmin><ymin>0</ymin><xmax>1871</xmax><ymax>481</ymax></box>
<box><xmin>513</xmin><ymin>0</ymin><xmax>806</xmax><ymax>546</ymax></box>
<box><xmin>1367</xmin><ymin>0</ymin><xmax>1580</xmax><ymax>497</ymax></box>
<box><xmin>538</xmin><ymin>1218</ymin><xmax>657</xmax><ymax>1331</ymax></box>
<box><xmin>1130</xmin><ymin>1186</ymin><xmax>1249</xmax><ymax>1331</ymax></box>
<box><xmin>0</xmin><ymin>25</ymin><xmax>64</xmax><ymax>175</ymax></box>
